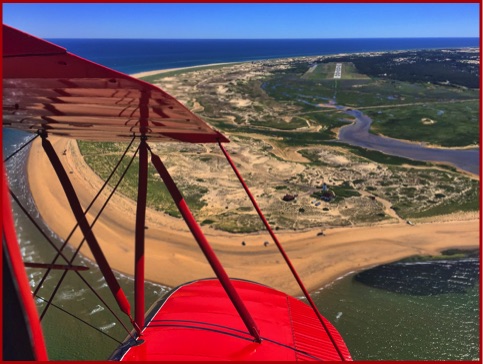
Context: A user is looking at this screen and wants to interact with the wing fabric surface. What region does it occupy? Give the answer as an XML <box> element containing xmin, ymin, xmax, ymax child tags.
<box><xmin>2</xmin><ymin>25</ymin><xmax>228</xmax><ymax>143</ymax></box>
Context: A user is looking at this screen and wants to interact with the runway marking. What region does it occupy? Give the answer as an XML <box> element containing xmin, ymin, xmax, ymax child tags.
<box><xmin>334</xmin><ymin>63</ymin><xmax>342</xmax><ymax>79</ymax></box>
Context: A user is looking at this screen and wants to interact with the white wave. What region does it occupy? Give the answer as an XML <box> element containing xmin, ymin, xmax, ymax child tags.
<box><xmin>58</xmin><ymin>288</ymin><xmax>87</xmax><ymax>301</ymax></box>
<box><xmin>316</xmin><ymin>270</ymin><xmax>357</xmax><ymax>292</ymax></box>
<box><xmin>34</xmin><ymin>297</ymin><xmax>45</xmax><ymax>307</ymax></box>
<box><xmin>29</xmin><ymin>271</ymin><xmax>42</xmax><ymax>279</ymax></box>
<box><xmin>99</xmin><ymin>322</ymin><xmax>116</xmax><ymax>332</ymax></box>
<box><xmin>89</xmin><ymin>304</ymin><xmax>105</xmax><ymax>315</ymax></box>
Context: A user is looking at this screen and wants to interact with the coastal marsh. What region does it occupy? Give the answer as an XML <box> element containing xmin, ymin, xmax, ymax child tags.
<box><xmin>366</xmin><ymin>99</ymin><xmax>479</xmax><ymax>147</ymax></box>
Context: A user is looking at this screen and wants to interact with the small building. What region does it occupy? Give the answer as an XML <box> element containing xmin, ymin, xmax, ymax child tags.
<box><xmin>321</xmin><ymin>190</ymin><xmax>335</xmax><ymax>202</ymax></box>
<box><xmin>282</xmin><ymin>194</ymin><xmax>297</xmax><ymax>202</ymax></box>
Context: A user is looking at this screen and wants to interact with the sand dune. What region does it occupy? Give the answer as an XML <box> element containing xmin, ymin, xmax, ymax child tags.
<box><xmin>27</xmin><ymin>136</ymin><xmax>479</xmax><ymax>296</ymax></box>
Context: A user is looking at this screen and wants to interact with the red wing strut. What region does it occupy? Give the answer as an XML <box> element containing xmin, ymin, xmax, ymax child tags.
<box><xmin>2</xmin><ymin>167</ymin><xmax>49</xmax><ymax>360</ymax></box>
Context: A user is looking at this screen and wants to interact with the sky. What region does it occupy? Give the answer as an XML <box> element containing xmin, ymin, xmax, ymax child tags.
<box><xmin>2</xmin><ymin>3</ymin><xmax>480</xmax><ymax>39</ymax></box>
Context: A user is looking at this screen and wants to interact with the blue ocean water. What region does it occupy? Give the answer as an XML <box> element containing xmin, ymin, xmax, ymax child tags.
<box><xmin>48</xmin><ymin>38</ymin><xmax>480</xmax><ymax>74</ymax></box>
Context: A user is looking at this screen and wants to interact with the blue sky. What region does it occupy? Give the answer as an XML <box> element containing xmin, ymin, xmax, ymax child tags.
<box><xmin>3</xmin><ymin>3</ymin><xmax>480</xmax><ymax>39</ymax></box>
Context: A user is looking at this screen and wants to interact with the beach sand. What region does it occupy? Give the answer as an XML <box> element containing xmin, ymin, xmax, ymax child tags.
<box><xmin>27</xmin><ymin>135</ymin><xmax>480</xmax><ymax>296</ymax></box>
<box><xmin>130</xmin><ymin>62</ymin><xmax>237</xmax><ymax>79</ymax></box>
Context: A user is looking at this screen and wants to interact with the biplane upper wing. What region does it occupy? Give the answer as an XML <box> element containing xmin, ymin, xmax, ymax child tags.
<box><xmin>2</xmin><ymin>24</ymin><xmax>229</xmax><ymax>143</ymax></box>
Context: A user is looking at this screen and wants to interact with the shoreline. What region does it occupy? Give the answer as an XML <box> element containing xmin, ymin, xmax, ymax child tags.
<box><xmin>128</xmin><ymin>45</ymin><xmax>479</xmax><ymax>80</ymax></box>
<box><xmin>26</xmin><ymin>136</ymin><xmax>480</xmax><ymax>296</ymax></box>
<box><xmin>130</xmin><ymin>62</ymin><xmax>240</xmax><ymax>78</ymax></box>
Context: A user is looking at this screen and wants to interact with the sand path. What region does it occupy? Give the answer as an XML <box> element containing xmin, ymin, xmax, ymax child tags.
<box><xmin>27</xmin><ymin>136</ymin><xmax>480</xmax><ymax>296</ymax></box>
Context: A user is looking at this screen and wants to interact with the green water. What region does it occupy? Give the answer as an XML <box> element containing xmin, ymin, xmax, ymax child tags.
<box><xmin>37</xmin><ymin>263</ymin><xmax>479</xmax><ymax>361</ymax></box>
<box><xmin>12</xmin><ymin>199</ymin><xmax>168</xmax><ymax>360</ymax></box>
<box><xmin>313</xmin><ymin>272</ymin><xmax>480</xmax><ymax>360</ymax></box>
<box><xmin>19</xmin><ymin>199</ymin><xmax>482</xmax><ymax>362</ymax></box>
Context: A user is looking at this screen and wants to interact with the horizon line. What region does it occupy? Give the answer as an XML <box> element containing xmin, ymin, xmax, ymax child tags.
<box><xmin>46</xmin><ymin>36</ymin><xmax>480</xmax><ymax>40</ymax></box>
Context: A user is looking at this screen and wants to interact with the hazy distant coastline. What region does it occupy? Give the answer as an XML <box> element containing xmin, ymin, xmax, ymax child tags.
<box><xmin>51</xmin><ymin>37</ymin><xmax>479</xmax><ymax>75</ymax></box>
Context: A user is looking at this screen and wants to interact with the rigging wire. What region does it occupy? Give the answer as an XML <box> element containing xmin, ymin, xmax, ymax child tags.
<box><xmin>8</xmin><ymin>190</ymin><xmax>74</xmax><ymax>267</ymax></box>
<box><xmin>11</xmin><ymin>182</ymin><xmax>135</xmax><ymax>338</ymax></box>
<box><xmin>147</xmin><ymin>144</ymin><xmax>262</xmax><ymax>343</ymax></box>
<box><xmin>3</xmin><ymin>133</ymin><xmax>39</xmax><ymax>163</ymax></box>
<box><xmin>33</xmin><ymin>136</ymin><xmax>136</xmax><ymax>297</ymax></box>
<box><xmin>34</xmin><ymin>295</ymin><xmax>122</xmax><ymax>345</ymax></box>
<box><xmin>38</xmin><ymin>140</ymin><xmax>141</xmax><ymax>339</ymax></box>
<box><xmin>218</xmin><ymin>141</ymin><xmax>346</xmax><ymax>360</ymax></box>
<box><xmin>7</xmin><ymin>135</ymin><xmax>138</xmax><ymax>338</ymax></box>
<box><xmin>4</xmin><ymin>132</ymin><xmax>137</xmax><ymax>343</ymax></box>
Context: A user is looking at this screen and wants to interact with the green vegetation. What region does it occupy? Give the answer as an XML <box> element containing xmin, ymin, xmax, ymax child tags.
<box><xmin>78</xmin><ymin>141</ymin><xmax>128</xmax><ymax>155</ymax></box>
<box><xmin>275</xmin><ymin>185</ymin><xmax>288</xmax><ymax>190</ymax></box>
<box><xmin>203</xmin><ymin>212</ymin><xmax>264</xmax><ymax>233</ymax></box>
<box><xmin>257</xmin><ymin>60</ymin><xmax>478</xmax><ymax>148</ymax></box>
<box><xmin>441</xmin><ymin>248</ymin><xmax>480</xmax><ymax>258</ymax></box>
<box><xmin>407</xmin><ymin>190</ymin><xmax>479</xmax><ymax>218</ymax></box>
<box><xmin>302</xmin><ymin>62</ymin><xmax>370</xmax><ymax>80</ymax></box>
<box><xmin>330</xmin><ymin>182</ymin><xmax>361</xmax><ymax>199</ymax></box>
<box><xmin>263</xmin><ymin>68</ymin><xmax>477</xmax><ymax>112</ymax></box>
<box><xmin>249</xmin><ymin>115</ymin><xmax>308</xmax><ymax>130</ymax></box>
<box><xmin>310</xmin><ymin>181</ymin><xmax>360</xmax><ymax>202</ymax></box>
<box><xmin>336</xmin><ymin>79</ymin><xmax>476</xmax><ymax>109</ymax></box>
<box><xmin>345</xmin><ymin>145</ymin><xmax>431</xmax><ymax>167</ymax></box>
<box><xmin>78</xmin><ymin>141</ymin><xmax>207</xmax><ymax>218</ymax></box>
<box><xmin>366</xmin><ymin>100</ymin><xmax>479</xmax><ymax>147</ymax></box>
<box><xmin>372</xmin><ymin>167</ymin><xmax>480</xmax><ymax>219</ymax></box>
<box><xmin>400</xmin><ymin>248</ymin><xmax>479</xmax><ymax>263</ymax></box>
<box><xmin>320</xmin><ymin>49</ymin><xmax>480</xmax><ymax>88</ymax></box>
<box><xmin>346</xmin><ymin>147</ymin><xmax>408</xmax><ymax>165</ymax></box>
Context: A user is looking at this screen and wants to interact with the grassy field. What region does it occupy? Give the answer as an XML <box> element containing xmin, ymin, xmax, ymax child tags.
<box><xmin>302</xmin><ymin>62</ymin><xmax>370</xmax><ymax>80</ymax></box>
<box><xmin>266</xmin><ymin>72</ymin><xmax>474</xmax><ymax>110</ymax></box>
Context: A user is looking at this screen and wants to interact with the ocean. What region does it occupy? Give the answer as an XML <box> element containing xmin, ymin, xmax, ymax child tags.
<box><xmin>3</xmin><ymin>38</ymin><xmax>480</xmax><ymax>360</ymax></box>
<box><xmin>49</xmin><ymin>37</ymin><xmax>480</xmax><ymax>75</ymax></box>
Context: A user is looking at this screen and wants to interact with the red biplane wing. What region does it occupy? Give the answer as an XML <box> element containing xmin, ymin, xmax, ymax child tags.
<box><xmin>2</xmin><ymin>25</ymin><xmax>353</xmax><ymax>362</ymax></box>
<box><xmin>2</xmin><ymin>24</ymin><xmax>229</xmax><ymax>143</ymax></box>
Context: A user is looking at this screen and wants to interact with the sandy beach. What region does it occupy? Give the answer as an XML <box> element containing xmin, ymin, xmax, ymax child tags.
<box><xmin>27</xmin><ymin>135</ymin><xmax>480</xmax><ymax>297</ymax></box>
<box><xmin>130</xmin><ymin>62</ymin><xmax>238</xmax><ymax>79</ymax></box>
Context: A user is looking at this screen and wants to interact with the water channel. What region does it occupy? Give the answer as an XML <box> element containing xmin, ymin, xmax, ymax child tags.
<box><xmin>337</xmin><ymin>108</ymin><xmax>480</xmax><ymax>175</ymax></box>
